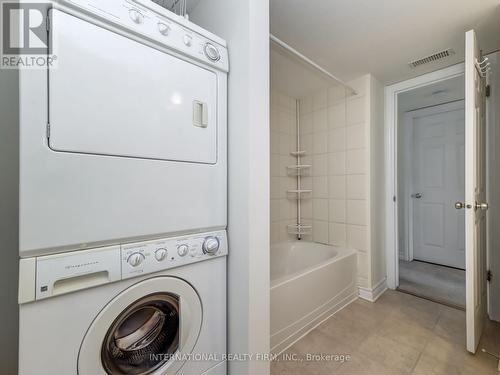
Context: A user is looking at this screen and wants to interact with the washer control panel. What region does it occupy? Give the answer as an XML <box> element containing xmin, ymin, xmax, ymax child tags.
<box><xmin>121</xmin><ymin>230</ymin><xmax>228</xmax><ymax>279</ymax></box>
<box><xmin>61</xmin><ymin>0</ymin><xmax>228</xmax><ymax>72</ymax></box>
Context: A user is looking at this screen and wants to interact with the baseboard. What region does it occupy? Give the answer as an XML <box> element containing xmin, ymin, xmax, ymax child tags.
<box><xmin>358</xmin><ymin>278</ymin><xmax>387</xmax><ymax>302</ymax></box>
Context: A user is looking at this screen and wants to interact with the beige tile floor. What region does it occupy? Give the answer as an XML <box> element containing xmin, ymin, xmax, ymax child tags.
<box><xmin>271</xmin><ymin>290</ymin><xmax>500</xmax><ymax>375</ymax></box>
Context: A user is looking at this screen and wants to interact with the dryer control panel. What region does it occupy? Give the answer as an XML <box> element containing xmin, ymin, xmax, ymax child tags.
<box><xmin>59</xmin><ymin>0</ymin><xmax>229</xmax><ymax>72</ymax></box>
<box><xmin>121</xmin><ymin>230</ymin><xmax>228</xmax><ymax>279</ymax></box>
<box><xmin>19</xmin><ymin>231</ymin><xmax>227</xmax><ymax>303</ymax></box>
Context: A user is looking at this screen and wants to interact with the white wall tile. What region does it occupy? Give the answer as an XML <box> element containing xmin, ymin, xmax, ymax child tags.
<box><xmin>313</xmin><ymin>131</ymin><xmax>328</xmax><ymax>154</ymax></box>
<box><xmin>346</xmin><ymin>174</ymin><xmax>366</xmax><ymax>199</ymax></box>
<box><xmin>302</xmin><ymin>198</ymin><xmax>313</xmax><ymax>219</ymax></box>
<box><xmin>346</xmin><ymin>123</ymin><xmax>365</xmax><ymax>150</ymax></box>
<box><xmin>313</xmin><ymin>220</ymin><xmax>329</xmax><ymax>244</ymax></box>
<box><xmin>301</xmin><ymin>176</ymin><xmax>313</xmax><ymax>190</ymax></box>
<box><xmin>278</xmin><ymin>155</ymin><xmax>289</xmax><ymax>177</ymax></box>
<box><xmin>347</xmin><ymin>199</ymin><xmax>367</xmax><ymax>225</ymax></box>
<box><xmin>329</xmin><ymin>175</ymin><xmax>346</xmax><ymax>199</ymax></box>
<box><xmin>271</xmin><ymin>177</ymin><xmax>281</xmax><ymax>199</ymax></box>
<box><xmin>328</xmin><ymin>86</ymin><xmax>346</xmax><ymax>106</ymax></box>
<box><xmin>313</xmin><ymin>89</ymin><xmax>328</xmax><ymax>111</ymax></box>
<box><xmin>329</xmin><ymin>199</ymin><xmax>346</xmax><ymax>223</ymax></box>
<box><xmin>301</xmin><ymin>134</ymin><xmax>313</xmax><ymax>154</ymax></box>
<box><xmin>313</xmin><ymin>154</ymin><xmax>328</xmax><ymax>176</ymax></box>
<box><xmin>313</xmin><ymin>109</ymin><xmax>328</xmax><ymax>133</ymax></box>
<box><xmin>347</xmin><ymin>225</ymin><xmax>368</xmax><ymax>251</ymax></box>
<box><xmin>270</xmin><ymin>131</ymin><xmax>280</xmax><ymax>155</ymax></box>
<box><xmin>346</xmin><ymin>149</ymin><xmax>366</xmax><ymax>174</ymax></box>
<box><xmin>329</xmin><ymin>223</ymin><xmax>346</xmax><ymax>246</ymax></box>
<box><xmin>300</xmin><ymin>113</ymin><xmax>313</xmax><ymax>135</ymax></box>
<box><xmin>346</xmin><ymin>96</ymin><xmax>366</xmax><ymax>125</ymax></box>
<box><xmin>328</xmin><ymin>103</ymin><xmax>346</xmax><ymax>128</ymax></box>
<box><xmin>329</xmin><ymin>127</ymin><xmax>346</xmax><ymax>152</ymax></box>
<box><xmin>300</xmin><ymin>96</ymin><xmax>313</xmax><ymax>114</ymax></box>
<box><xmin>313</xmin><ymin>199</ymin><xmax>329</xmax><ymax>221</ymax></box>
<box><xmin>270</xmin><ymin>223</ymin><xmax>280</xmax><ymax>244</ymax></box>
<box><xmin>271</xmin><ymin>154</ymin><xmax>280</xmax><ymax>177</ymax></box>
<box><xmin>328</xmin><ymin>151</ymin><xmax>346</xmax><ymax>175</ymax></box>
<box><xmin>270</xmin><ymin>199</ymin><xmax>279</xmax><ymax>222</ymax></box>
<box><xmin>313</xmin><ymin>176</ymin><xmax>328</xmax><ymax>198</ymax></box>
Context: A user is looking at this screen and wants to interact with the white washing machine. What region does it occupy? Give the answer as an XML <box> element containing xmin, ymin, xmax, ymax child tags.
<box><xmin>18</xmin><ymin>0</ymin><xmax>228</xmax><ymax>257</ymax></box>
<box><xmin>18</xmin><ymin>231</ymin><xmax>227</xmax><ymax>375</ymax></box>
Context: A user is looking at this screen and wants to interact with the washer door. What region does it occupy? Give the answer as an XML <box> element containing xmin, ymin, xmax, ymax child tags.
<box><xmin>78</xmin><ymin>277</ymin><xmax>202</xmax><ymax>375</ymax></box>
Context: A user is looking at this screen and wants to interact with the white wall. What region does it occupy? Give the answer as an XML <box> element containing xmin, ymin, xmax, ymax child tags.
<box><xmin>270</xmin><ymin>91</ymin><xmax>297</xmax><ymax>244</ymax></box>
<box><xmin>191</xmin><ymin>1</ymin><xmax>270</xmax><ymax>374</ymax></box>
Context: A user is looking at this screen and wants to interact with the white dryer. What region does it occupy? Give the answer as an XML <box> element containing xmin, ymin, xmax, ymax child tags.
<box><xmin>18</xmin><ymin>0</ymin><xmax>228</xmax><ymax>257</ymax></box>
<box><xmin>18</xmin><ymin>231</ymin><xmax>228</xmax><ymax>375</ymax></box>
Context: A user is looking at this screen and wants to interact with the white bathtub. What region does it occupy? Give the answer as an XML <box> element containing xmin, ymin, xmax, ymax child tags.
<box><xmin>270</xmin><ymin>241</ymin><xmax>357</xmax><ymax>353</ymax></box>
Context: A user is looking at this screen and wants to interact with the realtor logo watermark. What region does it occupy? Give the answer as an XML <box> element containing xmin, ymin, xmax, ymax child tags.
<box><xmin>1</xmin><ymin>1</ymin><xmax>56</xmax><ymax>68</ymax></box>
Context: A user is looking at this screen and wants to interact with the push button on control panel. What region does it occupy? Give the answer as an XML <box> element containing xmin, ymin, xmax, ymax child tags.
<box><xmin>177</xmin><ymin>244</ymin><xmax>189</xmax><ymax>257</ymax></box>
<box><xmin>183</xmin><ymin>34</ymin><xmax>193</xmax><ymax>46</ymax></box>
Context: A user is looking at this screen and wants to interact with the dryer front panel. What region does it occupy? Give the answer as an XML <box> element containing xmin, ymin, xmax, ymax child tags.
<box><xmin>48</xmin><ymin>10</ymin><xmax>218</xmax><ymax>164</ymax></box>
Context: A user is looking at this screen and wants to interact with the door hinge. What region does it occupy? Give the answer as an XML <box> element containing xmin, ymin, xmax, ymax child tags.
<box><xmin>487</xmin><ymin>270</ymin><xmax>492</xmax><ymax>282</ymax></box>
<box><xmin>486</xmin><ymin>85</ymin><xmax>491</xmax><ymax>98</ymax></box>
<box><xmin>393</xmin><ymin>196</ymin><xmax>396</xmax><ymax>203</ymax></box>
<box><xmin>46</xmin><ymin>15</ymin><xmax>50</xmax><ymax>32</ymax></box>
<box><xmin>46</xmin><ymin>122</ymin><xmax>50</xmax><ymax>139</ymax></box>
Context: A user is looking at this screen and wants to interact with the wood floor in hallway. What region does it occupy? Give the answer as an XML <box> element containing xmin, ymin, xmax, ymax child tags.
<box><xmin>271</xmin><ymin>290</ymin><xmax>500</xmax><ymax>374</ymax></box>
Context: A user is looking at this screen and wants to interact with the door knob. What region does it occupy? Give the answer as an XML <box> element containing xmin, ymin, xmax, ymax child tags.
<box><xmin>475</xmin><ymin>202</ymin><xmax>489</xmax><ymax>210</ymax></box>
<box><xmin>455</xmin><ymin>202</ymin><xmax>466</xmax><ymax>209</ymax></box>
<box><xmin>411</xmin><ymin>193</ymin><xmax>423</xmax><ymax>199</ymax></box>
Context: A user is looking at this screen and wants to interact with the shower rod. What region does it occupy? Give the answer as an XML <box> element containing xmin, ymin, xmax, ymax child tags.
<box><xmin>270</xmin><ymin>34</ymin><xmax>356</xmax><ymax>95</ymax></box>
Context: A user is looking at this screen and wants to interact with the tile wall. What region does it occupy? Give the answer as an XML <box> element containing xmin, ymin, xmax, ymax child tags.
<box><xmin>270</xmin><ymin>90</ymin><xmax>298</xmax><ymax>244</ymax></box>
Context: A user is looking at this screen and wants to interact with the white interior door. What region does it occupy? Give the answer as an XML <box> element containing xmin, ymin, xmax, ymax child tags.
<box><xmin>410</xmin><ymin>101</ymin><xmax>465</xmax><ymax>268</ymax></box>
<box><xmin>463</xmin><ymin>29</ymin><xmax>488</xmax><ymax>354</ymax></box>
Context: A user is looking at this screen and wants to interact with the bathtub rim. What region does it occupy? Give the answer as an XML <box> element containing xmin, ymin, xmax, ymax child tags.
<box><xmin>270</xmin><ymin>242</ymin><xmax>357</xmax><ymax>288</ymax></box>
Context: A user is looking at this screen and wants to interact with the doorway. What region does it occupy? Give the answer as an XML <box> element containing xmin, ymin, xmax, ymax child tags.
<box><xmin>396</xmin><ymin>76</ymin><xmax>466</xmax><ymax>308</ymax></box>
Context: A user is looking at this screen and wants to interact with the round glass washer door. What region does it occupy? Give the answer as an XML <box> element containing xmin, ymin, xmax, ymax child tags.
<box><xmin>78</xmin><ymin>277</ymin><xmax>202</xmax><ymax>375</ymax></box>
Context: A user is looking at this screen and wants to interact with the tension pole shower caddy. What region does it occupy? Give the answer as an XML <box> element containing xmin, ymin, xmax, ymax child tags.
<box><xmin>287</xmin><ymin>101</ymin><xmax>312</xmax><ymax>239</ymax></box>
<box><xmin>270</xmin><ymin>35</ymin><xmax>356</xmax><ymax>240</ymax></box>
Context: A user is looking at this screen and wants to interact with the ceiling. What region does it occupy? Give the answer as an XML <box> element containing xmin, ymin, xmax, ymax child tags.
<box><xmin>270</xmin><ymin>0</ymin><xmax>500</xmax><ymax>84</ymax></box>
<box><xmin>398</xmin><ymin>75</ymin><xmax>465</xmax><ymax>113</ymax></box>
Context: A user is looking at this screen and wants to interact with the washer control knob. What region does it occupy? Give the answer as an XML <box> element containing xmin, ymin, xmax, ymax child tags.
<box><xmin>158</xmin><ymin>22</ymin><xmax>170</xmax><ymax>36</ymax></box>
<box><xmin>129</xmin><ymin>9</ymin><xmax>144</xmax><ymax>24</ymax></box>
<box><xmin>128</xmin><ymin>252</ymin><xmax>145</xmax><ymax>267</ymax></box>
<box><xmin>202</xmin><ymin>236</ymin><xmax>220</xmax><ymax>255</ymax></box>
<box><xmin>204</xmin><ymin>42</ymin><xmax>221</xmax><ymax>61</ymax></box>
<box><xmin>177</xmin><ymin>244</ymin><xmax>189</xmax><ymax>257</ymax></box>
<box><xmin>183</xmin><ymin>34</ymin><xmax>193</xmax><ymax>46</ymax></box>
<box><xmin>155</xmin><ymin>248</ymin><xmax>167</xmax><ymax>261</ymax></box>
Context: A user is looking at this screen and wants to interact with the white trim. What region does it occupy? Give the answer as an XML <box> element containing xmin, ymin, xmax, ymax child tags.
<box><xmin>385</xmin><ymin>63</ymin><xmax>465</xmax><ymax>289</ymax></box>
<box><xmin>358</xmin><ymin>278</ymin><xmax>388</xmax><ymax>302</ymax></box>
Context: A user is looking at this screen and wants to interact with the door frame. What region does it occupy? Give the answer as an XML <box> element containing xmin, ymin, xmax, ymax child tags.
<box><xmin>403</xmin><ymin>100</ymin><xmax>466</xmax><ymax>267</ymax></box>
<box><xmin>385</xmin><ymin>63</ymin><xmax>465</xmax><ymax>289</ymax></box>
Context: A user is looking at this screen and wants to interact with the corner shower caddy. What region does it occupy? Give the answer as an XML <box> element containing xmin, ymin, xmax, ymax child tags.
<box><xmin>286</xmin><ymin>100</ymin><xmax>312</xmax><ymax>239</ymax></box>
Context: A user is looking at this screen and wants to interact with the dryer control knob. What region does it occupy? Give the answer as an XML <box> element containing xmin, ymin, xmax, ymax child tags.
<box><xmin>204</xmin><ymin>43</ymin><xmax>221</xmax><ymax>61</ymax></box>
<box><xmin>184</xmin><ymin>34</ymin><xmax>193</xmax><ymax>46</ymax></box>
<box><xmin>177</xmin><ymin>244</ymin><xmax>189</xmax><ymax>257</ymax></box>
<box><xmin>202</xmin><ymin>236</ymin><xmax>220</xmax><ymax>255</ymax></box>
<box><xmin>128</xmin><ymin>252</ymin><xmax>145</xmax><ymax>267</ymax></box>
<box><xmin>129</xmin><ymin>9</ymin><xmax>144</xmax><ymax>24</ymax></box>
<box><xmin>158</xmin><ymin>22</ymin><xmax>170</xmax><ymax>36</ymax></box>
<box><xmin>155</xmin><ymin>248</ymin><xmax>167</xmax><ymax>262</ymax></box>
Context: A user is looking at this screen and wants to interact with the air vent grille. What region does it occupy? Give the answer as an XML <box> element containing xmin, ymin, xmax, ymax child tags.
<box><xmin>409</xmin><ymin>49</ymin><xmax>455</xmax><ymax>68</ymax></box>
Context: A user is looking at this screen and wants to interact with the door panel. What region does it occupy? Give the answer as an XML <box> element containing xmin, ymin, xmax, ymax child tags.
<box><xmin>410</xmin><ymin>101</ymin><xmax>465</xmax><ymax>268</ymax></box>
<box><xmin>48</xmin><ymin>9</ymin><xmax>218</xmax><ymax>164</ymax></box>
<box><xmin>464</xmin><ymin>29</ymin><xmax>487</xmax><ymax>354</ymax></box>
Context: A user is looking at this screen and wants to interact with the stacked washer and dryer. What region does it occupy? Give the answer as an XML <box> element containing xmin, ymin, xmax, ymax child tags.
<box><xmin>4</xmin><ymin>0</ymin><xmax>228</xmax><ymax>374</ymax></box>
